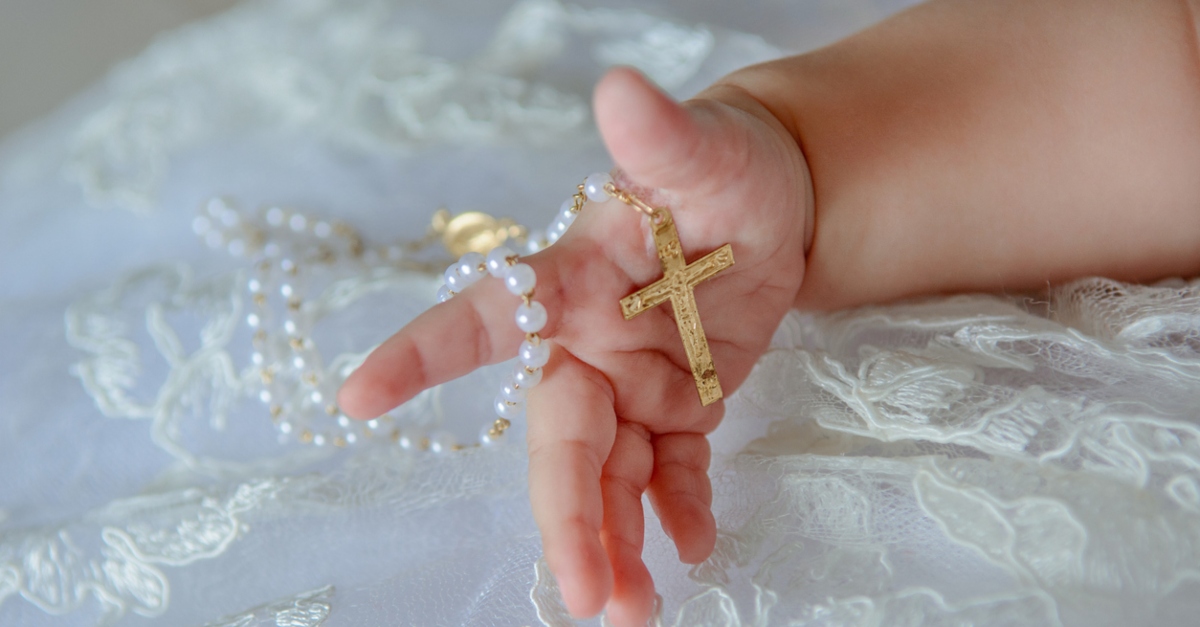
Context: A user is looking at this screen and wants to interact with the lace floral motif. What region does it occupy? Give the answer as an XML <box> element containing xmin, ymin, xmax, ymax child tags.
<box><xmin>796</xmin><ymin>587</ymin><xmax>1061</xmax><ymax>627</ymax></box>
<box><xmin>66</xmin><ymin>265</ymin><xmax>245</xmax><ymax>468</ymax></box>
<box><xmin>195</xmin><ymin>585</ymin><xmax>333</xmax><ymax>627</ymax></box>
<box><xmin>0</xmin><ymin>530</ymin><xmax>167</xmax><ymax>622</ymax></box>
<box><xmin>66</xmin><ymin>260</ymin><xmax>446</xmax><ymax>476</ymax></box>
<box><xmin>530</xmin><ymin>557</ymin><xmax>574</xmax><ymax>627</ymax></box>
<box><xmin>0</xmin><ymin>482</ymin><xmax>280</xmax><ymax>624</ymax></box>
<box><xmin>0</xmin><ymin>442</ymin><xmax>529</xmax><ymax>624</ymax></box>
<box><xmin>68</xmin><ymin>0</ymin><xmax>723</xmax><ymax>211</ymax></box>
<box><xmin>717</xmin><ymin>278</ymin><xmax>1200</xmax><ymax>625</ymax></box>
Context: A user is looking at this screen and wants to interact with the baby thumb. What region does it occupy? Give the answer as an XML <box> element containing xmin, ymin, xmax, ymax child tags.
<box><xmin>594</xmin><ymin>67</ymin><xmax>728</xmax><ymax>195</ymax></box>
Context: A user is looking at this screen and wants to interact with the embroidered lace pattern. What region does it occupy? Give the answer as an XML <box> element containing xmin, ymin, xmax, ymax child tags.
<box><xmin>196</xmin><ymin>585</ymin><xmax>334</xmax><ymax>627</ymax></box>
<box><xmin>43</xmin><ymin>247</ymin><xmax>1200</xmax><ymax>625</ymax></box>
<box><xmin>66</xmin><ymin>0</ymin><xmax>736</xmax><ymax>211</ymax></box>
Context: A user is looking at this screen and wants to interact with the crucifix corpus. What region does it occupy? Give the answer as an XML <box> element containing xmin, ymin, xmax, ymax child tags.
<box><xmin>619</xmin><ymin>207</ymin><xmax>735</xmax><ymax>406</ymax></box>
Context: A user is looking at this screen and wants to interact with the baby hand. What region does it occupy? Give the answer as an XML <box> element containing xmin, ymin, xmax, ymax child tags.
<box><xmin>338</xmin><ymin>67</ymin><xmax>811</xmax><ymax>627</ymax></box>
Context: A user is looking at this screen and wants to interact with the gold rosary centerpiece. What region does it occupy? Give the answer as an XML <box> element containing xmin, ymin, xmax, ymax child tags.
<box><xmin>609</xmin><ymin>185</ymin><xmax>735</xmax><ymax>406</ymax></box>
<box><xmin>431</xmin><ymin>208</ymin><xmax>526</xmax><ymax>257</ymax></box>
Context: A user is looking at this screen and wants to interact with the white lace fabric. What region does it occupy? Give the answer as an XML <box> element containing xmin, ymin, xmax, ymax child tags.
<box><xmin>3</xmin><ymin>0</ymin><xmax>1197</xmax><ymax>625</ymax></box>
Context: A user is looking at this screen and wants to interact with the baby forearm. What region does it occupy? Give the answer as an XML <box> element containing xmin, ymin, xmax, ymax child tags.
<box><xmin>726</xmin><ymin>0</ymin><xmax>1200</xmax><ymax>309</ymax></box>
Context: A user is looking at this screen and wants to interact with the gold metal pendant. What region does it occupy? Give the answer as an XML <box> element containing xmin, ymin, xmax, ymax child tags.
<box><xmin>432</xmin><ymin>209</ymin><xmax>527</xmax><ymax>257</ymax></box>
<box><xmin>619</xmin><ymin>207</ymin><xmax>734</xmax><ymax>406</ymax></box>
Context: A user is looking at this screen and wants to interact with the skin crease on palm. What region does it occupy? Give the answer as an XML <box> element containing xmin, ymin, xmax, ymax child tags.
<box><xmin>339</xmin><ymin>1</ymin><xmax>1200</xmax><ymax>625</ymax></box>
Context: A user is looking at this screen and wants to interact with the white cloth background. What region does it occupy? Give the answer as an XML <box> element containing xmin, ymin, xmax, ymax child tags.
<box><xmin>2</xmin><ymin>1</ymin><xmax>1198</xmax><ymax>625</ymax></box>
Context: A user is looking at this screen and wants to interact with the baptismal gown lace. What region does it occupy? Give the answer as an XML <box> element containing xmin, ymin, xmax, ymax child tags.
<box><xmin>2</xmin><ymin>1</ymin><xmax>1199</xmax><ymax>625</ymax></box>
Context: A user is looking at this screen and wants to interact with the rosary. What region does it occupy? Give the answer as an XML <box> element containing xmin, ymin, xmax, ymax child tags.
<box><xmin>195</xmin><ymin>172</ymin><xmax>733</xmax><ymax>452</ymax></box>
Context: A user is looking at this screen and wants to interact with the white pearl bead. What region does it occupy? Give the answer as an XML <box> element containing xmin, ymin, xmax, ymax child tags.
<box><xmin>436</xmin><ymin>285</ymin><xmax>453</xmax><ymax>303</ymax></box>
<box><xmin>398</xmin><ymin>431</ymin><xmax>419</xmax><ymax>450</ymax></box>
<box><xmin>559</xmin><ymin>202</ymin><xmax>578</xmax><ymax>226</ymax></box>
<box><xmin>559</xmin><ymin>198</ymin><xmax>575</xmax><ymax>217</ymax></box>
<box><xmin>457</xmin><ymin>252</ymin><xmax>486</xmax><ymax>284</ymax></box>
<box><xmin>480</xmin><ymin>425</ymin><xmax>503</xmax><ymax>447</ymax></box>
<box><xmin>429</xmin><ymin>431</ymin><xmax>457</xmax><ymax>454</ymax></box>
<box><xmin>494</xmin><ymin>395</ymin><xmax>524</xmax><ymax>419</ymax></box>
<box><xmin>443</xmin><ymin>263</ymin><xmax>464</xmax><ymax>291</ymax></box>
<box><xmin>313</xmin><ymin>434</ymin><xmax>326</xmax><ymax>447</ymax></box>
<box><xmin>266</xmin><ymin>207</ymin><xmax>286</xmax><ymax>226</ymax></box>
<box><xmin>192</xmin><ymin>216</ymin><xmax>212</xmax><ymax>235</ymax></box>
<box><xmin>206</xmin><ymin>198</ymin><xmax>226</xmax><ymax>217</ymax></box>
<box><xmin>313</xmin><ymin>221</ymin><xmax>332</xmax><ymax>238</ymax></box>
<box><xmin>545</xmin><ymin>228</ymin><xmax>562</xmax><ymax>245</ymax></box>
<box><xmin>279</xmin><ymin>420</ymin><xmax>293</xmax><ymax>434</ymax></box>
<box><xmin>515</xmin><ymin>301</ymin><xmax>547</xmax><ymax>333</ymax></box>
<box><xmin>486</xmin><ymin>246</ymin><xmax>517</xmax><ymax>278</ymax></box>
<box><xmin>524</xmin><ymin>233</ymin><xmax>544</xmax><ymax>255</ymax></box>
<box><xmin>289</xmin><ymin>214</ymin><xmax>308</xmax><ymax>232</ymax></box>
<box><xmin>345</xmin><ymin>432</ymin><xmax>357</xmax><ymax>445</ymax></box>
<box><xmin>585</xmin><ymin>172</ymin><xmax>613</xmax><ymax>203</ymax></box>
<box><xmin>513</xmin><ymin>364</ymin><xmax>543</xmax><ymax>389</ymax></box>
<box><xmin>519</xmin><ymin>339</ymin><xmax>551</xmax><ymax>368</ymax></box>
<box><xmin>501</xmin><ymin>379</ymin><xmax>527</xmax><ymax>402</ymax></box>
<box><xmin>504</xmin><ymin>263</ymin><xmax>536</xmax><ymax>295</ymax></box>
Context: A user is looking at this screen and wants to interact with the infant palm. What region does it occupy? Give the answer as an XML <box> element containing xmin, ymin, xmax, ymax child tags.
<box><xmin>338</xmin><ymin>67</ymin><xmax>812</xmax><ymax>626</ymax></box>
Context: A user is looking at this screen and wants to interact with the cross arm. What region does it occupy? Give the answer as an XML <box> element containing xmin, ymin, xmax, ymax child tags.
<box><xmin>681</xmin><ymin>244</ymin><xmax>735</xmax><ymax>286</ymax></box>
<box><xmin>619</xmin><ymin>276</ymin><xmax>673</xmax><ymax>320</ymax></box>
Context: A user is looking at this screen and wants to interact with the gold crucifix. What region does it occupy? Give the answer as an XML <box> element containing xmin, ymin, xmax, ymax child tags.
<box><xmin>618</xmin><ymin>206</ymin><xmax>735</xmax><ymax>406</ymax></box>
